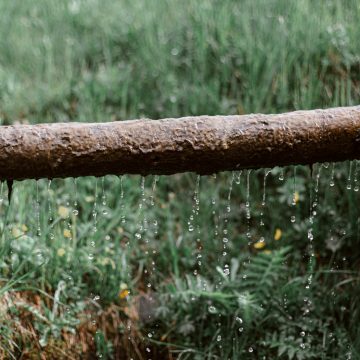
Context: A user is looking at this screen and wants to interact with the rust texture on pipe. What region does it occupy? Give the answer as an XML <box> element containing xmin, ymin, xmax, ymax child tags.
<box><xmin>0</xmin><ymin>106</ymin><xmax>360</xmax><ymax>180</ymax></box>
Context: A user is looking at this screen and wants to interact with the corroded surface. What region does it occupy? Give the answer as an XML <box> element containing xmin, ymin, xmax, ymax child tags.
<box><xmin>0</xmin><ymin>106</ymin><xmax>360</xmax><ymax>180</ymax></box>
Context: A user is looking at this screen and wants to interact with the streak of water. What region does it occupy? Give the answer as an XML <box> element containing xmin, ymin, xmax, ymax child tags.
<box><xmin>101</xmin><ymin>177</ymin><xmax>108</xmax><ymax>215</ymax></box>
<box><xmin>187</xmin><ymin>175</ymin><xmax>200</xmax><ymax>234</ymax></box>
<box><xmin>259</xmin><ymin>169</ymin><xmax>271</xmax><ymax>244</ymax></box>
<box><xmin>222</xmin><ymin>172</ymin><xmax>235</xmax><ymax>274</ymax></box>
<box><xmin>146</xmin><ymin>175</ymin><xmax>160</xmax><ymax>288</ymax></box>
<box><xmin>0</xmin><ymin>182</ymin><xmax>4</xmax><ymax>206</ymax></box>
<box><xmin>73</xmin><ymin>178</ymin><xmax>79</xmax><ymax>216</ymax></box>
<box><xmin>47</xmin><ymin>180</ymin><xmax>55</xmax><ymax>242</ymax></box>
<box><xmin>329</xmin><ymin>163</ymin><xmax>335</xmax><ymax>187</ymax></box>
<box><xmin>354</xmin><ymin>161</ymin><xmax>359</xmax><ymax>192</ymax></box>
<box><xmin>150</xmin><ymin>175</ymin><xmax>159</xmax><ymax>235</ymax></box>
<box><xmin>119</xmin><ymin>175</ymin><xmax>126</xmax><ymax>224</ymax></box>
<box><xmin>291</xmin><ymin>166</ymin><xmax>297</xmax><ymax>223</ymax></box>
<box><xmin>347</xmin><ymin>161</ymin><xmax>353</xmax><ymax>190</ymax></box>
<box><xmin>279</xmin><ymin>168</ymin><xmax>284</xmax><ymax>181</ymax></box>
<box><xmin>260</xmin><ymin>169</ymin><xmax>271</xmax><ymax>228</ymax></box>
<box><xmin>245</xmin><ymin>170</ymin><xmax>252</xmax><ymax>242</ymax></box>
<box><xmin>186</xmin><ymin>175</ymin><xmax>208</xmax><ymax>295</ymax></box>
<box><xmin>134</xmin><ymin>177</ymin><xmax>146</xmax><ymax>241</ymax></box>
<box><xmin>36</xmin><ymin>181</ymin><xmax>41</xmax><ymax>237</ymax></box>
<box><xmin>89</xmin><ymin>179</ymin><xmax>98</xmax><ymax>261</ymax></box>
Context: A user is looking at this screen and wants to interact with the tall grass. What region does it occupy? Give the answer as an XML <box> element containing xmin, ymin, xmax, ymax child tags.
<box><xmin>0</xmin><ymin>0</ymin><xmax>360</xmax><ymax>359</ymax></box>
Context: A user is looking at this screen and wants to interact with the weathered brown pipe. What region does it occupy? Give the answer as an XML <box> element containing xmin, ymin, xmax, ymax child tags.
<box><xmin>0</xmin><ymin>106</ymin><xmax>360</xmax><ymax>180</ymax></box>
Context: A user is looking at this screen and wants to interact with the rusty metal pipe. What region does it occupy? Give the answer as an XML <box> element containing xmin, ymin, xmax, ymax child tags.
<box><xmin>0</xmin><ymin>106</ymin><xmax>360</xmax><ymax>180</ymax></box>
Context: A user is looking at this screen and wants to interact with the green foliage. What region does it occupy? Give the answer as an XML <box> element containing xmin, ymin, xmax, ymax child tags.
<box><xmin>0</xmin><ymin>0</ymin><xmax>360</xmax><ymax>358</ymax></box>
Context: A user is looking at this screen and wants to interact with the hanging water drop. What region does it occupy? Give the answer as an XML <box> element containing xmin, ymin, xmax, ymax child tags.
<box><xmin>0</xmin><ymin>182</ymin><xmax>4</xmax><ymax>206</ymax></box>
<box><xmin>36</xmin><ymin>181</ymin><xmax>41</xmax><ymax>237</ymax></box>
<box><xmin>260</xmin><ymin>169</ymin><xmax>271</xmax><ymax>228</ymax></box>
<box><xmin>347</xmin><ymin>161</ymin><xmax>353</xmax><ymax>190</ymax></box>
<box><xmin>246</xmin><ymin>170</ymin><xmax>252</xmax><ymax>240</ymax></box>
<box><xmin>208</xmin><ymin>306</ymin><xmax>216</xmax><ymax>313</ymax></box>
<box><xmin>290</xmin><ymin>166</ymin><xmax>297</xmax><ymax>223</ymax></box>
<box><xmin>119</xmin><ymin>176</ymin><xmax>126</xmax><ymax>224</ymax></box>
<box><xmin>73</xmin><ymin>178</ymin><xmax>79</xmax><ymax>216</ymax></box>
<box><xmin>279</xmin><ymin>168</ymin><xmax>284</xmax><ymax>181</ymax></box>
<box><xmin>235</xmin><ymin>170</ymin><xmax>242</xmax><ymax>184</ymax></box>
<box><xmin>329</xmin><ymin>163</ymin><xmax>335</xmax><ymax>187</ymax></box>
<box><xmin>101</xmin><ymin>177</ymin><xmax>108</xmax><ymax>214</ymax></box>
<box><xmin>354</xmin><ymin>161</ymin><xmax>359</xmax><ymax>192</ymax></box>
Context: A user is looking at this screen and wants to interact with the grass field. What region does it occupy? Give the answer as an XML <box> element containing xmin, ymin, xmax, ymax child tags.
<box><xmin>1</xmin><ymin>0</ymin><xmax>360</xmax><ymax>359</ymax></box>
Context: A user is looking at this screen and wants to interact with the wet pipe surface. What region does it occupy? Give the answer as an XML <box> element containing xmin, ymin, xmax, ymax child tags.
<box><xmin>0</xmin><ymin>105</ymin><xmax>359</xmax><ymax>180</ymax></box>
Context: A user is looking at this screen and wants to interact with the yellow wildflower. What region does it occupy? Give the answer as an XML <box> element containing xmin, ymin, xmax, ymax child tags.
<box><xmin>63</xmin><ymin>229</ymin><xmax>72</xmax><ymax>238</ymax></box>
<box><xmin>294</xmin><ymin>191</ymin><xmax>300</xmax><ymax>204</ymax></box>
<box><xmin>253</xmin><ymin>240</ymin><xmax>266</xmax><ymax>249</ymax></box>
<box><xmin>58</xmin><ymin>206</ymin><xmax>70</xmax><ymax>219</ymax></box>
<box><xmin>263</xmin><ymin>249</ymin><xmax>272</xmax><ymax>255</ymax></box>
<box><xmin>274</xmin><ymin>228</ymin><xmax>282</xmax><ymax>241</ymax></box>
<box><xmin>119</xmin><ymin>289</ymin><xmax>130</xmax><ymax>299</ymax></box>
<box><xmin>21</xmin><ymin>224</ymin><xmax>28</xmax><ymax>232</ymax></box>
<box><xmin>117</xmin><ymin>227</ymin><xmax>124</xmax><ymax>234</ymax></box>
<box><xmin>12</xmin><ymin>227</ymin><xmax>23</xmax><ymax>238</ymax></box>
<box><xmin>57</xmin><ymin>248</ymin><xmax>66</xmax><ymax>257</ymax></box>
<box><xmin>119</xmin><ymin>283</ymin><xmax>130</xmax><ymax>299</ymax></box>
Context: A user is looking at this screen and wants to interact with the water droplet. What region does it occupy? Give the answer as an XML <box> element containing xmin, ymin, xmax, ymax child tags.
<box><xmin>208</xmin><ymin>306</ymin><xmax>216</xmax><ymax>313</ymax></box>
<box><xmin>330</xmin><ymin>163</ymin><xmax>335</xmax><ymax>187</ymax></box>
<box><xmin>148</xmin><ymin>333</ymin><xmax>153</xmax><ymax>338</ymax></box>
<box><xmin>235</xmin><ymin>171</ymin><xmax>242</xmax><ymax>184</ymax></box>
<box><xmin>300</xmin><ymin>331</ymin><xmax>305</xmax><ymax>337</ymax></box>
<box><xmin>279</xmin><ymin>168</ymin><xmax>284</xmax><ymax>181</ymax></box>
<box><xmin>347</xmin><ymin>161</ymin><xmax>353</xmax><ymax>190</ymax></box>
<box><xmin>235</xmin><ymin>317</ymin><xmax>243</xmax><ymax>324</ymax></box>
<box><xmin>290</xmin><ymin>215</ymin><xmax>296</xmax><ymax>223</ymax></box>
<box><xmin>248</xmin><ymin>347</ymin><xmax>253</xmax><ymax>353</ymax></box>
<box><xmin>216</xmin><ymin>335</ymin><xmax>221</xmax><ymax>342</ymax></box>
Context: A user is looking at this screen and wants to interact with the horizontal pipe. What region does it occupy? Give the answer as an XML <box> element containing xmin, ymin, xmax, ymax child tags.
<box><xmin>0</xmin><ymin>106</ymin><xmax>359</xmax><ymax>180</ymax></box>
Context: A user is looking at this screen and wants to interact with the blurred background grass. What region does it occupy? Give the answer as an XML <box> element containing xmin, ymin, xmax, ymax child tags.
<box><xmin>0</xmin><ymin>0</ymin><xmax>360</xmax><ymax>359</ymax></box>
